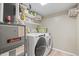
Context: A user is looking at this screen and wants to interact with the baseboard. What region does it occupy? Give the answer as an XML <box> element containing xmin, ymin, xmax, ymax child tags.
<box><xmin>52</xmin><ymin>48</ymin><xmax>76</xmax><ymax>56</ymax></box>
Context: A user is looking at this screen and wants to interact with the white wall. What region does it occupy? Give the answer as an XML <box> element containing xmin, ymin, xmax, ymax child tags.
<box><xmin>76</xmin><ymin>14</ymin><xmax>79</xmax><ymax>55</ymax></box>
<box><xmin>41</xmin><ymin>15</ymin><xmax>77</xmax><ymax>54</ymax></box>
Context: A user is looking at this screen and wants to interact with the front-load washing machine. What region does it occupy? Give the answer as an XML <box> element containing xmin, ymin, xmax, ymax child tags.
<box><xmin>26</xmin><ymin>33</ymin><xmax>52</xmax><ymax>56</ymax></box>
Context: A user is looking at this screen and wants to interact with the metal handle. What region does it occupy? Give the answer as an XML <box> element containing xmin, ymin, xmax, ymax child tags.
<box><xmin>39</xmin><ymin>34</ymin><xmax>45</xmax><ymax>37</ymax></box>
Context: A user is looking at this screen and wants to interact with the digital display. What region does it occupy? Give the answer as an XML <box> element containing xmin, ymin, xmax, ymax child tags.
<box><xmin>7</xmin><ymin>37</ymin><xmax>21</xmax><ymax>43</ymax></box>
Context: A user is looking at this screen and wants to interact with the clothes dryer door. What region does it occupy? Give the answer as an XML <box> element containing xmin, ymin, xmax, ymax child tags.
<box><xmin>35</xmin><ymin>37</ymin><xmax>46</xmax><ymax>56</ymax></box>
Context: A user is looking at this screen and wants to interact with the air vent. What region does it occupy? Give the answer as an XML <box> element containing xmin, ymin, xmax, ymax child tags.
<box><xmin>68</xmin><ymin>8</ymin><xmax>79</xmax><ymax>17</ymax></box>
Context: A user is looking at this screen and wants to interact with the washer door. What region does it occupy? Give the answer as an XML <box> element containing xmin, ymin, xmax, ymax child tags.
<box><xmin>35</xmin><ymin>37</ymin><xmax>46</xmax><ymax>56</ymax></box>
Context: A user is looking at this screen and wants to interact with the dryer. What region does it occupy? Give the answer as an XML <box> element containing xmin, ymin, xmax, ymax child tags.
<box><xmin>26</xmin><ymin>33</ymin><xmax>52</xmax><ymax>56</ymax></box>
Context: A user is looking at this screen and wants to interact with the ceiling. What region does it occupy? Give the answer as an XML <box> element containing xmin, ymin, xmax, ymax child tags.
<box><xmin>24</xmin><ymin>3</ymin><xmax>77</xmax><ymax>16</ymax></box>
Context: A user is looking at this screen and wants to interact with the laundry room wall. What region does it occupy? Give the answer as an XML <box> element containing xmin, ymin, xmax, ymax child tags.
<box><xmin>75</xmin><ymin>5</ymin><xmax>79</xmax><ymax>55</ymax></box>
<box><xmin>40</xmin><ymin>11</ymin><xmax>77</xmax><ymax>54</ymax></box>
<box><xmin>76</xmin><ymin>14</ymin><xmax>79</xmax><ymax>55</ymax></box>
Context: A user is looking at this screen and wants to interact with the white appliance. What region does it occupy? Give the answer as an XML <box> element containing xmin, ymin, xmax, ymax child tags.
<box><xmin>26</xmin><ymin>33</ymin><xmax>52</xmax><ymax>56</ymax></box>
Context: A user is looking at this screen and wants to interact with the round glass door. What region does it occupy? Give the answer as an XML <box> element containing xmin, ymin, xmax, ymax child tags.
<box><xmin>35</xmin><ymin>37</ymin><xmax>46</xmax><ymax>56</ymax></box>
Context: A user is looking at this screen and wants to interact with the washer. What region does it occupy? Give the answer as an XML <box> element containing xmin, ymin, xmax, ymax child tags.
<box><xmin>26</xmin><ymin>33</ymin><xmax>52</xmax><ymax>56</ymax></box>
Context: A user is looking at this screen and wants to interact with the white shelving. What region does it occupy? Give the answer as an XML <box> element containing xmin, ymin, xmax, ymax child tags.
<box><xmin>27</xmin><ymin>14</ymin><xmax>42</xmax><ymax>20</ymax></box>
<box><xmin>27</xmin><ymin>14</ymin><xmax>36</xmax><ymax>19</ymax></box>
<box><xmin>16</xmin><ymin>3</ymin><xmax>41</xmax><ymax>26</ymax></box>
<box><xmin>16</xmin><ymin>17</ymin><xmax>40</xmax><ymax>25</ymax></box>
<box><xmin>22</xmin><ymin>3</ymin><xmax>42</xmax><ymax>20</ymax></box>
<box><xmin>25</xmin><ymin>21</ymin><xmax>40</xmax><ymax>25</ymax></box>
<box><xmin>0</xmin><ymin>3</ymin><xmax>41</xmax><ymax>25</ymax></box>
